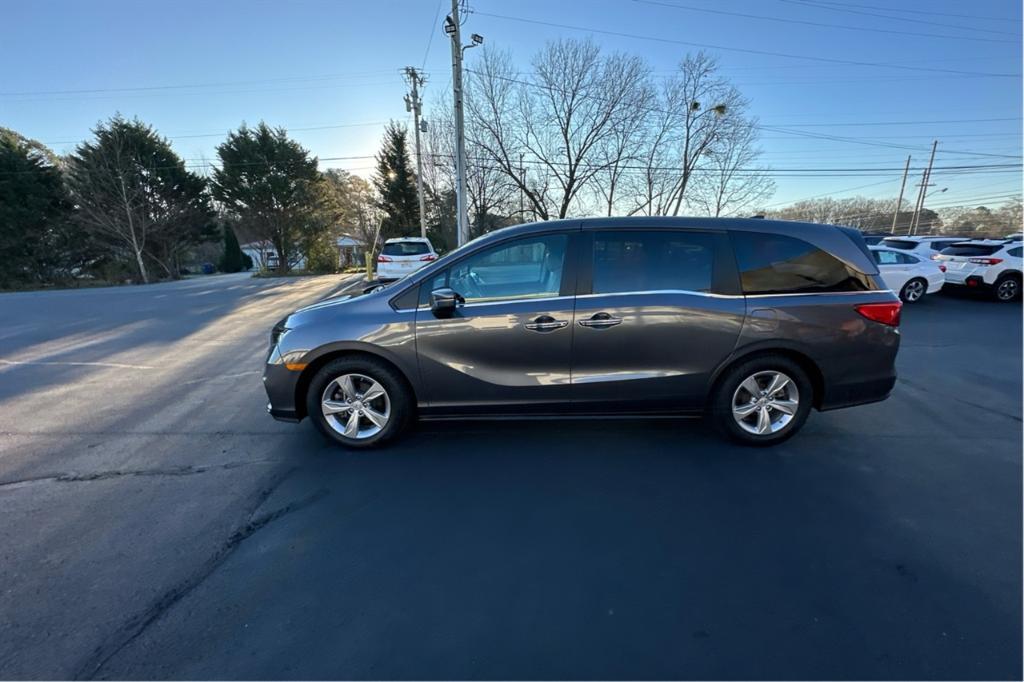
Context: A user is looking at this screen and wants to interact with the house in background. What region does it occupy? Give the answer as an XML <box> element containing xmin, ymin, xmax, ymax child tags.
<box><xmin>241</xmin><ymin>233</ymin><xmax>366</xmax><ymax>271</ymax></box>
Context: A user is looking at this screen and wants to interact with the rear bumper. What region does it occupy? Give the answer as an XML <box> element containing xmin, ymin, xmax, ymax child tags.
<box><xmin>819</xmin><ymin>373</ymin><xmax>896</xmax><ymax>411</ymax></box>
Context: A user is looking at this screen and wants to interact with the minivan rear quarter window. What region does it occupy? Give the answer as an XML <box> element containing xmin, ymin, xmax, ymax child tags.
<box><xmin>382</xmin><ymin>241</ymin><xmax>430</xmax><ymax>256</ymax></box>
<box><xmin>592</xmin><ymin>231</ymin><xmax>716</xmax><ymax>294</ymax></box>
<box><xmin>941</xmin><ymin>244</ymin><xmax>1001</xmax><ymax>257</ymax></box>
<box><xmin>732</xmin><ymin>232</ymin><xmax>870</xmax><ymax>295</ymax></box>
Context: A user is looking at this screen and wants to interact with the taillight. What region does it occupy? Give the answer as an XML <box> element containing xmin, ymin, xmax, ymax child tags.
<box><xmin>968</xmin><ymin>257</ymin><xmax>1003</xmax><ymax>265</ymax></box>
<box><xmin>938</xmin><ymin>264</ymin><xmax>947</xmax><ymax>272</ymax></box>
<box><xmin>419</xmin><ymin>254</ymin><xmax>438</xmax><ymax>261</ymax></box>
<box><xmin>856</xmin><ymin>301</ymin><xmax>902</xmax><ymax>327</ymax></box>
<box><xmin>377</xmin><ymin>255</ymin><xmax>393</xmax><ymax>263</ymax></box>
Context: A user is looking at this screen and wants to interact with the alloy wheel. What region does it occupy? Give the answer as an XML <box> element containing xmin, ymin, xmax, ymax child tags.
<box><xmin>903</xmin><ymin>280</ymin><xmax>925</xmax><ymax>302</ymax></box>
<box><xmin>321</xmin><ymin>373</ymin><xmax>391</xmax><ymax>439</ymax></box>
<box><xmin>732</xmin><ymin>370</ymin><xmax>800</xmax><ymax>436</ymax></box>
<box><xmin>996</xmin><ymin>279</ymin><xmax>1019</xmax><ymax>301</ymax></box>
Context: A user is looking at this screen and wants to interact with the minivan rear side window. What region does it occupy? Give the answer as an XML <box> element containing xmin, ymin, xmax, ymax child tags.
<box><xmin>382</xmin><ymin>241</ymin><xmax>430</xmax><ymax>256</ymax></box>
<box><xmin>941</xmin><ymin>244</ymin><xmax>1001</xmax><ymax>257</ymax></box>
<box><xmin>591</xmin><ymin>231</ymin><xmax>716</xmax><ymax>294</ymax></box>
<box><xmin>732</xmin><ymin>232</ymin><xmax>871</xmax><ymax>295</ymax></box>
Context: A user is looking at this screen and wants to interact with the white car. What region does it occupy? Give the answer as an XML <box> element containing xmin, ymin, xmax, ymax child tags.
<box><xmin>935</xmin><ymin>240</ymin><xmax>1023</xmax><ymax>302</ymax></box>
<box><xmin>869</xmin><ymin>246</ymin><xmax>945</xmax><ymax>303</ymax></box>
<box><xmin>880</xmin><ymin>235</ymin><xmax>970</xmax><ymax>260</ymax></box>
<box><xmin>376</xmin><ymin>238</ymin><xmax>438</xmax><ymax>281</ymax></box>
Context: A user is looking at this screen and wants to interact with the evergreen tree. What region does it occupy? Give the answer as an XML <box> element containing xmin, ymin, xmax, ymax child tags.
<box><xmin>219</xmin><ymin>224</ymin><xmax>244</xmax><ymax>273</ymax></box>
<box><xmin>0</xmin><ymin>128</ymin><xmax>78</xmax><ymax>287</ymax></box>
<box><xmin>373</xmin><ymin>121</ymin><xmax>420</xmax><ymax>241</ymax></box>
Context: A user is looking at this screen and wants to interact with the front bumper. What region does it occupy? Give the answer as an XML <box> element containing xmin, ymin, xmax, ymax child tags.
<box><xmin>264</xmin><ymin>346</ymin><xmax>304</xmax><ymax>422</ymax></box>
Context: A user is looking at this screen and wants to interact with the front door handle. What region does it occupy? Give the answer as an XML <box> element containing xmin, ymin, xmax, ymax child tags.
<box><xmin>578</xmin><ymin>312</ymin><xmax>623</xmax><ymax>329</ymax></box>
<box><xmin>524</xmin><ymin>315</ymin><xmax>568</xmax><ymax>332</ymax></box>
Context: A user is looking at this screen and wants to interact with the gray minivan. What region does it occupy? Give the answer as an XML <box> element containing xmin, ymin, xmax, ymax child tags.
<box><xmin>264</xmin><ymin>218</ymin><xmax>901</xmax><ymax>447</ymax></box>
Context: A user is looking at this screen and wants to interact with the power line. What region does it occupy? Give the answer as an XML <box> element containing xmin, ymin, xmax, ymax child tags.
<box><xmin>421</xmin><ymin>0</ymin><xmax>445</xmax><ymax>69</ymax></box>
<box><xmin>0</xmin><ymin>70</ymin><xmax>403</xmax><ymax>98</ymax></box>
<box><xmin>632</xmin><ymin>0</ymin><xmax>1019</xmax><ymax>44</ymax></box>
<box><xmin>38</xmin><ymin>121</ymin><xmax>389</xmax><ymax>147</ymax></box>
<box><xmin>469</xmin><ymin>10</ymin><xmax>1021</xmax><ymax>77</ymax></box>
<box><xmin>777</xmin><ymin>0</ymin><xmax>1016</xmax><ymax>27</ymax></box>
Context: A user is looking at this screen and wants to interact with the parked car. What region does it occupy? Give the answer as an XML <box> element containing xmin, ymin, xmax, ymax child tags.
<box><xmin>869</xmin><ymin>246</ymin><xmax>945</xmax><ymax>303</ymax></box>
<box><xmin>934</xmin><ymin>239</ymin><xmax>1023</xmax><ymax>301</ymax></box>
<box><xmin>376</xmin><ymin>237</ymin><xmax>438</xmax><ymax>281</ymax></box>
<box><xmin>880</xmin><ymin>235</ymin><xmax>969</xmax><ymax>260</ymax></box>
<box><xmin>264</xmin><ymin>218</ymin><xmax>901</xmax><ymax>448</ymax></box>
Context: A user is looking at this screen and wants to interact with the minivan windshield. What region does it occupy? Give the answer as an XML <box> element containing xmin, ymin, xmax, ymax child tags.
<box><xmin>382</xmin><ymin>241</ymin><xmax>431</xmax><ymax>256</ymax></box>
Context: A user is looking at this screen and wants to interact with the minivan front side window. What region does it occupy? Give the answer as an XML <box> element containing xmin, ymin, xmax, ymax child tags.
<box><xmin>435</xmin><ymin>234</ymin><xmax>568</xmax><ymax>304</ymax></box>
<box><xmin>733</xmin><ymin>232</ymin><xmax>871</xmax><ymax>295</ymax></box>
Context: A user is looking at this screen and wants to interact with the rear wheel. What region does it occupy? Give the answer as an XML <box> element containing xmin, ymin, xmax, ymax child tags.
<box><xmin>993</xmin><ymin>275</ymin><xmax>1021</xmax><ymax>302</ymax></box>
<box><xmin>710</xmin><ymin>355</ymin><xmax>814</xmax><ymax>446</ymax></box>
<box><xmin>306</xmin><ymin>357</ymin><xmax>413</xmax><ymax>449</ymax></box>
<box><xmin>899</xmin><ymin>278</ymin><xmax>928</xmax><ymax>303</ymax></box>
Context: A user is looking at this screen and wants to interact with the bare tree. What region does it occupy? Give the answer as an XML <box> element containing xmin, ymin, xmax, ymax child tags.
<box><xmin>467</xmin><ymin>40</ymin><xmax>650</xmax><ymax>219</ymax></box>
<box><xmin>692</xmin><ymin>118</ymin><xmax>775</xmax><ymax>217</ymax></box>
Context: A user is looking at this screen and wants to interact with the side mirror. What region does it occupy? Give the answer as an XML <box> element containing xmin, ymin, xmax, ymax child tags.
<box><xmin>430</xmin><ymin>288</ymin><xmax>464</xmax><ymax>318</ymax></box>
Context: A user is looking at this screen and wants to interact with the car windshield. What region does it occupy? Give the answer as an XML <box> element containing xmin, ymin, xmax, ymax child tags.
<box><xmin>382</xmin><ymin>241</ymin><xmax>430</xmax><ymax>256</ymax></box>
<box><xmin>941</xmin><ymin>244</ymin><xmax>1002</xmax><ymax>257</ymax></box>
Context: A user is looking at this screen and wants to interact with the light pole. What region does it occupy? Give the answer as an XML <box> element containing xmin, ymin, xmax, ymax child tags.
<box><xmin>403</xmin><ymin>67</ymin><xmax>428</xmax><ymax>239</ymax></box>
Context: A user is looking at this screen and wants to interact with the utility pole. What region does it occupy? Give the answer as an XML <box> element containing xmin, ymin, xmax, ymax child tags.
<box><xmin>910</xmin><ymin>140</ymin><xmax>938</xmax><ymax>235</ymax></box>
<box><xmin>445</xmin><ymin>1</ymin><xmax>481</xmax><ymax>246</ymax></box>
<box><xmin>519</xmin><ymin>152</ymin><xmax>525</xmax><ymax>223</ymax></box>
<box><xmin>403</xmin><ymin>67</ymin><xmax>428</xmax><ymax>239</ymax></box>
<box><xmin>890</xmin><ymin>155</ymin><xmax>911</xmax><ymax>234</ymax></box>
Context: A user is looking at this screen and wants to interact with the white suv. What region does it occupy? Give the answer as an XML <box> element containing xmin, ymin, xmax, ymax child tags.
<box><xmin>935</xmin><ymin>240</ymin><xmax>1023</xmax><ymax>302</ymax></box>
<box><xmin>880</xmin><ymin>235</ymin><xmax>970</xmax><ymax>260</ymax></box>
<box><xmin>376</xmin><ymin>238</ymin><xmax>438</xmax><ymax>281</ymax></box>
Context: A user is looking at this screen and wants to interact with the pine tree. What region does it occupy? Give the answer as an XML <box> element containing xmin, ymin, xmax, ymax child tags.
<box><xmin>219</xmin><ymin>224</ymin><xmax>244</xmax><ymax>273</ymax></box>
<box><xmin>373</xmin><ymin>121</ymin><xmax>420</xmax><ymax>242</ymax></box>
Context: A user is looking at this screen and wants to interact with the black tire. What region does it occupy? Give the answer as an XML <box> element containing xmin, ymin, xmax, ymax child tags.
<box><xmin>899</xmin><ymin>277</ymin><xmax>928</xmax><ymax>304</ymax></box>
<box><xmin>992</xmin><ymin>275</ymin><xmax>1021</xmax><ymax>302</ymax></box>
<box><xmin>305</xmin><ymin>356</ymin><xmax>413</xmax><ymax>449</ymax></box>
<box><xmin>709</xmin><ymin>355</ymin><xmax>814</xmax><ymax>446</ymax></box>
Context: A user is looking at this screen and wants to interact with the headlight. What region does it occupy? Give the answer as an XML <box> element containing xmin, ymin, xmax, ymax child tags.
<box><xmin>270</xmin><ymin>317</ymin><xmax>290</xmax><ymax>347</ymax></box>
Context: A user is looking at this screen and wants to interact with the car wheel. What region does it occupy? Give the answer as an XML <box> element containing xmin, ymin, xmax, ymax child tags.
<box><xmin>899</xmin><ymin>278</ymin><xmax>928</xmax><ymax>303</ymax></box>
<box><xmin>710</xmin><ymin>355</ymin><xmax>813</xmax><ymax>446</ymax></box>
<box><xmin>305</xmin><ymin>356</ymin><xmax>413</xmax><ymax>449</ymax></box>
<box><xmin>993</xmin><ymin>275</ymin><xmax>1021</xmax><ymax>302</ymax></box>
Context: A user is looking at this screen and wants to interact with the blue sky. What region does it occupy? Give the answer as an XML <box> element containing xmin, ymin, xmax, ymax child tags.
<box><xmin>1</xmin><ymin>0</ymin><xmax>1020</xmax><ymax>209</ymax></box>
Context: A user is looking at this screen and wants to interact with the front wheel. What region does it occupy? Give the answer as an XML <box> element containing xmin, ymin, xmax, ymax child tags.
<box><xmin>305</xmin><ymin>357</ymin><xmax>413</xmax><ymax>449</ymax></box>
<box><xmin>899</xmin><ymin>278</ymin><xmax>928</xmax><ymax>303</ymax></box>
<box><xmin>710</xmin><ymin>355</ymin><xmax>814</xmax><ymax>446</ymax></box>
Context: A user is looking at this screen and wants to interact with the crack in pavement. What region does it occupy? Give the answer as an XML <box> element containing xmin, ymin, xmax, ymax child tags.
<box><xmin>0</xmin><ymin>460</ymin><xmax>284</xmax><ymax>490</ymax></box>
<box><xmin>898</xmin><ymin>377</ymin><xmax>1022</xmax><ymax>422</ymax></box>
<box><xmin>74</xmin><ymin>467</ymin><xmax>330</xmax><ymax>680</ymax></box>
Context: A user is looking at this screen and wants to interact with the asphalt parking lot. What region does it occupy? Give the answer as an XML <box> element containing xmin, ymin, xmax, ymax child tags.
<box><xmin>0</xmin><ymin>274</ymin><xmax>1020</xmax><ymax>680</ymax></box>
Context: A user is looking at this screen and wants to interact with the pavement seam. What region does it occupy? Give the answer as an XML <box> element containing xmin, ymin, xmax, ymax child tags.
<box><xmin>73</xmin><ymin>466</ymin><xmax>330</xmax><ymax>680</ymax></box>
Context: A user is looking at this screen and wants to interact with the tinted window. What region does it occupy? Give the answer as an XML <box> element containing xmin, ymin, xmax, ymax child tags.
<box><xmin>1006</xmin><ymin>247</ymin><xmax>1022</xmax><ymax>258</ymax></box>
<box><xmin>382</xmin><ymin>241</ymin><xmax>430</xmax><ymax>256</ymax></box>
<box><xmin>941</xmin><ymin>244</ymin><xmax>1001</xmax><ymax>257</ymax></box>
<box><xmin>424</xmin><ymin>234</ymin><xmax>567</xmax><ymax>304</ymax></box>
<box><xmin>883</xmin><ymin>239</ymin><xmax>917</xmax><ymax>250</ymax></box>
<box><xmin>928</xmin><ymin>240</ymin><xmax>961</xmax><ymax>251</ymax></box>
<box><xmin>732</xmin><ymin>232</ymin><xmax>870</xmax><ymax>295</ymax></box>
<box><xmin>862</xmin><ymin>235</ymin><xmax>885</xmax><ymax>245</ymax></box>
<box><xmin>592</xmin><ymin>231</ymin><xmax>715</xmax><ymax>294</ymax></box>
<box><xmin>898</xmin><ymin>253</ymin><xmax>921</xmax><ymax>264</ymax></box>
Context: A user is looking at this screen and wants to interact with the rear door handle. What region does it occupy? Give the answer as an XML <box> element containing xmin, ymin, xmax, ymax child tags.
<box><xmin>524</xmin><ymin>315</ymin><xmax>568</xmax><ymax>332</ymax></box>
<box><xmin>578</xmin><ymin>312</ymin><xmax>623</xmax><ymax>329</ymax></box>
